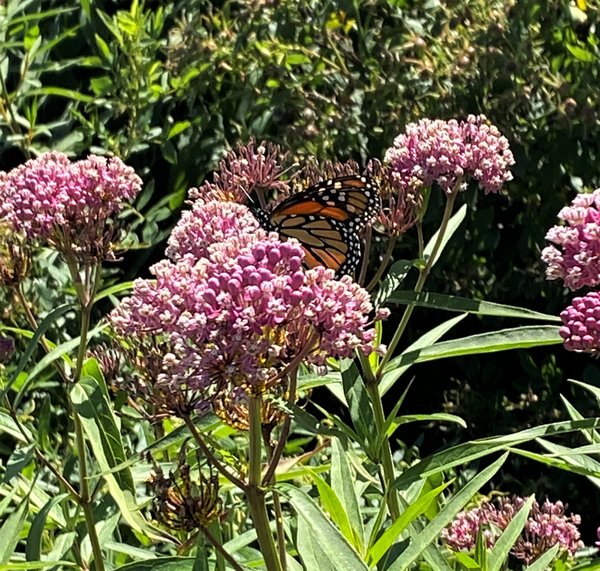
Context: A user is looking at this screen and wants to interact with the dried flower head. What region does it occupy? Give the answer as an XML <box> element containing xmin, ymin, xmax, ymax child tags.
<box><xmin>149</xmin><ymin>449</ymin><xmax>222</xmax><ymax>531</ymax></box>
<box><xmin>212</xmin><ymin>386</ymin><xmax>287</xmax><ymax>431</ymax></box>
<box><xmin>189</xmin><ymin>139</ymin><xmax>290</xmax><ymax>205</ymax></box>
<box><xmin>0</xmin><ymin>152</ymin><xmax>142</xmax><ymax>264</ymax></box>
<box><xmin>385</xmin><ymin>115</ymin><xmax>514</xmax><ymax>195</ymax></box>
<box><xmin>0</xmin><ymin>223</ymin><xmax>30</xmax><ymax>287</ymax></box>
<box><xmin>442</xmin><ymin>496</ymin><xmax>583</xmax><ymax>565</ymax></box>
<box><xmin>542</xmin><ymin>189</ymin><xmax>600</xmax><ymax>291</ymax></box>
<box><xmin>559</xmin><ymin>292</ymin><xmax>600</xmax><ymax>354</ymax></box>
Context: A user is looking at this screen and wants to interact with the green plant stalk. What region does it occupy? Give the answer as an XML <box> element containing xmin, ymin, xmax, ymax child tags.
<box><xmin>361</xmin><ymin>190</ymin><xmax>458</xmax><ymax>521</ymax></box>
<box><xmin>367</xmin><ymin>235</ymin><xmax>397</xmax><ymax>291</ymax></box>
<box><xmin>364</xmin><ymin>376</ymin><xmax>400</xmax><ymax>521</ymax></box>
<box><xmin>202</xmin><ymin>524</ymin><xmax>245</xmax><ymax>571</ymax></box>
<box><xmin>72</xmin><ymin>297</ymin><xmax>106</xmax><ymax>571</ymax></box>
<box><xmin>377</xmin><ymin>190</ymin><xmax>458</xmax><ymax>375</ymax></box>
<box><xmin>247</xmin><ymin>395</ymin><xmax>283</xmax><ymax>571</ymax></box>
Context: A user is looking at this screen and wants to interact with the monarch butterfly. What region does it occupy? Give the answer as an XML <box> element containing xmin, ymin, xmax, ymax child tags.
<box><xmin>254</xmin><ymin>175</ymin><xmax>380</xmax><ymax>276</ymax></box>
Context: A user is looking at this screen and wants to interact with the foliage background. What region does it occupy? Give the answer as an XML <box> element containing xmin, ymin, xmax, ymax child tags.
<box><xmin>2</xmin><ymin>0</ymin><xmax>600</xmax><ymax>541</ymax></box>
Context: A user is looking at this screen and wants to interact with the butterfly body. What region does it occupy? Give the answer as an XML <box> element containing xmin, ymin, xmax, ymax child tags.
<box><xmin>255</xmin><ymin>175</ymin><xmax>380</xmax><ymax>276</ymax></box>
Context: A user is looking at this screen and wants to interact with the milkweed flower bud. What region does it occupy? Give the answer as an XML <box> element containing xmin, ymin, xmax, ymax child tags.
<box><xmin>559</xmin><ymin>292</ymin><xmax>600</xmax><ymax>353</ymax></box>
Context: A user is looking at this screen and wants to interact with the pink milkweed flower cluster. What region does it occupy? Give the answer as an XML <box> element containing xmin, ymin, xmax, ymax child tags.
<box><xmin>188</xmin><ymin>139</ymin><xmax>290</xmax><ymax>205</ymax></box>
<box><xmin>442</xmin><ymin>496</ymin><xmax>583</xmax><ymax>565</ymax></box>
<box><xmin>110</xmin><ymin>199</ymin><xmax>381</xmax><ymax>414</ymax></box>
<box><xmin>0</xmin><ymin>152</ymin><xmax>141</xmax><ymax>264</ymax></box>
<box><xmin>542</xmin><ymin>189</ymin><xmax>600</xmax><ymax>291</ymax></box>
<box><xmin>542</xmin><ymin>189</ymin><xmax>600</xmax><ymax>353</ymax></box>
<box><xmin>384</xmin><ymin>115</ymin><xmax>514</xmax><ymax>195</ymax></box>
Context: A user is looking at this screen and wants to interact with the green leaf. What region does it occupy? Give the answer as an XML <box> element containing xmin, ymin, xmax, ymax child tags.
<box><xmin>26</xmin><ymin>494</ymin><xmax>70</xmax><ymax>562</ymax></box>
<box><xmin>423</xmin><ymin>203</ymin><xmax>467</xmax><ymax>267</ymax></box>
<box><xmin>367</xmin><ymin>481</ymin><xmax>450</xmax><ymax>566</ymax></box>
<box><xmin>285</xmin><ymin>52</ymin><xmax>311</xmax><ymax>65</ymax></box>
<box><xmin>0</xmin><ymin>410</ymin><xmax>31</xmax><ymax>443</ymax></box>
<box><xmin>387</xmin><ymin>413</ymin><xmax>467</xmax><ymax>439</ymax></box>
<box><xmin>386</xmin><ymin>291</ymin><xmax>561</xmax><ymax>322</ymax></box>
<box><xmin>454</xmin><ymin>552</ymin><xmax>481</xmax><ymax>568</ymax></box>
<box><xmin>282</xmin><ymin>485</ymin><xmax>369</xmax><ymax>570</ymax></box>
<box><xmin>386</xmin><ymin>454</ymin><xmax>508</xmax><ymax>570</ymax></box>
<box><xmin>0</xmin><ymin>302</ymin><xmax>72</xmax><ymax>399</ymax></box>
<box><xmin>513</xmin><ymin>440</ymin><xmax>600</xmax><ymax>484</ymax></box>
<box><xmin>342</xmin><ymin>362</ymin><xmax>376</xmax><ymax>455</ymax></box>
<box><xmin>94</xmin><ymin>33</ymin><xmax>113</xmax><ymax>63</ymax></box>
<box><xmin>331</xmin><ymin>439</ymin><xmax>364</xmax><ymax>550</ymax></box>
<box><xmin>113</xmin><ymin>558</ymin><xmax>197</xmax><ymax>571</ymax></box>
<box><xmin>14</xmin><ymin>323</ymin><xmax>107</xmax><ymax>408</ymax></box>
<box><xmin>71</xmin><ymin>376</ymin><xmax>134</xmax><ymax>494</ymax></box>
<box><xmin>168</xmin><ymin>121</ymin><xmax>192</xmax><ymax>139</ymax></box>
<box><xmin>3</xmin><ymin>443</ymin><xmax>35</xmax><ymax>483</ymax></box>
<box><xmin>565</xmin><ymin>43</ymin><xmax>595</xmax><ymax>62</ymax></box>
<box><xmin>0</xmin><ymin>494</ymin><xmax>29</xmax><ymax>564</ymax></box>
<box><xmin>308</xmin><ymin>470</ymin><xmax>357</xmax><ymax>549</ymax></box>
<box><xmin>383</xmin><ymin>325</ymin><xmax>562</xmax><ymax>372</ymax></box>
<box><xmin>393</xmin><ymin>418</ymin><xmax>600</xmax><ymax>492</ymax></box>
<box><xmin>0</xmin><ymin>562</ymin><xmax>77</xmax><ymax>570</ymax></box>
<box><xmin>488</xmin><ymin>496</ymin><xmax>535</xmax><ymax>571</ymax></box>
<box><xmin>524</xmin><ymin>544</ymin><xmax>560</xmax><ymax>570</ymax></box>
<box><xmin>23</xmin><ymin>87</ymin><xmax>95</xmax><ymax>102</ymax></box>
<box><xmin>297</xmin><ymin>517</ymin><xmax>338</xmax><ymax>571</ymax></box>
<box><xmin>94</xmin><ymin>281</ymin><xmax>134</xmax><ymax>302</ymax></box>
<box><xmin>374</xmin><ymin>260</ymin><xmax>413</xmax><ymax>307</ymax></box>
<box><xmin>71</xmin><ymin>376</ymin><xmax>160</xmax><ymax>538</ymax></box>
<box><xmin>379</xmin><ymin>314</ymin><xmax>467</xmax><ymax>396</ymax></box>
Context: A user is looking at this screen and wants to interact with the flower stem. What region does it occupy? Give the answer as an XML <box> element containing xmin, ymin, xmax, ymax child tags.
<box><xmin>364</xmin><ymin>378</ymin><xmax>400</xmax><ymax>520</ymax></box>
<box><xmin>367</xmin><ymin>235</ymin><xmax>397</xmax><ymax>291</ymax></box>
<box><xmin>72</xmin><ymin>296</ymin><xmax>105</xmax><ymax>571</ymax></box>
<box><xmin>202</xmin><ymin>524</ymin><xmax>245</xmax><ymax>571</ymax></box>
<box><xmin>247</xmin><ymin>395</ymin><xmax>283</xmax><ymax>571</ymax></box>
<box><xmin>66</xmin><ymin>259</ymin><xmax>105</xmax><ymax>571</ymax></box>
<box><xmin>183</xmin><ymin>414</ymin><xmax>247</xmax><ymax>490</ymax></box>
<box><xmin>377</xmin><ymin>191</ymin><xmax>457</xmax><ymax>376</ymax></box>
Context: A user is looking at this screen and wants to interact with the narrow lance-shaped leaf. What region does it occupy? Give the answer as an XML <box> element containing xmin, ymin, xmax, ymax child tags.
<box><xmin>387</xmin><ymin>291</ymin><xmax>561</xmax><ymax>322</ymax></box>
<box><xmin>488</xmin><ymin>496</ymin><xmax>535</xmax><ymax>571</ymax></box>
<box><xmin>387</xmin><ymin>454</ymin><xmax>508</xmax><ymax>570</ymax></box>
<box><xmin>281</xmin><ymin>485</ymin><xmax>369</xmax><ymax>571</ymax></box>
<box><xmin>383</xmin><ymin>325</ymin><xmax>562</xmax><ymax>374</ymax></box>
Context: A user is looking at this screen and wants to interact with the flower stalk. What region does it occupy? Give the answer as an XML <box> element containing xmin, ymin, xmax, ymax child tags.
<box><xmin>247</xmin><ymin>394</ymin><xmax>283</xmax><ymax>571</ymax></box>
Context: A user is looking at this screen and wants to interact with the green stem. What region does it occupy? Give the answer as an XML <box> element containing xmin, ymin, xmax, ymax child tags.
<box><xmin>366</xmin><ymin>235</ymin><xmax>397</xmax><ymax>292</ymax></box>
<box><xmin>247</xmin><ymin>395</ymin><xmax>283</xmax><ymax>571</ymax></box>
<box><xmin>202</xmin><ymin>524</ymin><xmax>245</xmax><ymax>571</ymax></box>
<box><xmin>184</xmin><ymin>414</ymin><xmax>247</xmax><ymax>490</ymax></box>
<box><xmin>377</xmin><ymin>191</ymin><xmax>457</xmax><ymax>376</ymax></box>
<box><xmin>73</xmin><ymin>298</ymin><xmax>105</xmax><ymax>571</ymax></box>
<box><xmin>365</xmin><ymin>380</ymin><xmax>400</xmax><ymax>521</ymax></box>
<box><xmin>272</xmin><ymin>491</ymin><xmax>288</xmax><ymax>571</ymax></box>
<box><xmin>262</xmin><ymin>370</ymin><xmax>298</xmax><ymax>486</ymax></box>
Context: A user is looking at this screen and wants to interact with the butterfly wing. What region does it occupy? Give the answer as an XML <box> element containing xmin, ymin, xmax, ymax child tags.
<box><xmin>269</xmin><ymin>175</ymin><xmax>380</xmax><ymax>229</ymax></box>
<box><xmin>257</xmin><ymin>175</ymin><xmax>380</xmax><ymax>276</ymax></box>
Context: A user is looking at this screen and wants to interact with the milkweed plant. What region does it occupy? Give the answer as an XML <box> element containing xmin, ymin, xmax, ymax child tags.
<box><xmin>1</xmin><ymin>116</ymin><xmax>599</xmax><ymax>571</ymax></box>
